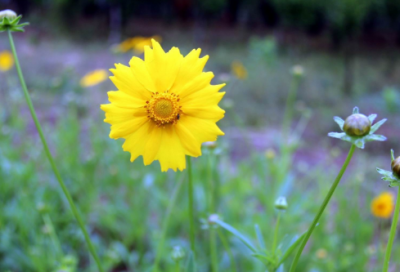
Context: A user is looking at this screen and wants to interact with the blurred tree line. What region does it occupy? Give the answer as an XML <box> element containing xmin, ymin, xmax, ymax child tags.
<box><xmin>2</xmin><ymin>0</ymin><xmax>400</xmax><ymax>45</ymax></box>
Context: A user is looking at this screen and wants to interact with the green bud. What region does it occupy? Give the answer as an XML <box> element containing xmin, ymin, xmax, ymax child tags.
<box><xmin>391</xmin><ymin>156</ymin><xmax>400</xmax><ymax>178</ymax></box>
<box><xmin>343</xmin><ymin>113</ymin><xmax>371</xmax><ymax>137</ymax></box>
<box><xmin>291</xmin><ymin>65</ymin><xmax>304</xmax><ymax>78</ymax></box>
<box><xmin>0</xmin><ymin>10</ymin><xmax>17</xmax><ymax>20</ymax></box>
<box><xmin>274</xmin><ymin>196</ymin><xmax>288</xmax><ymax>210</ymax></box>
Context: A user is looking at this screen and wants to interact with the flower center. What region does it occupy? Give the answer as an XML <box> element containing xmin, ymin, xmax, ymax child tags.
<box><xmin>145</xmin><ymin>91</ymin><xmax>181</xmax><ymax>126</ymax></box>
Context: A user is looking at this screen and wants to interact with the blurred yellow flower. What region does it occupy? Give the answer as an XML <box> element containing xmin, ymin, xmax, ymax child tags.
<box><xmin>265</xmin><ymin>148</ymin><xmax>276</xmax><ymax>159</ymax></box>
<box><xmin>231</xmin><ymin>61</ymin><xmax>247</xmax><ymax>80</ymax></box>
<box><xmin>0</xmin><ymin>50</ymin><xmax>14</xmax><ymax>71</ymax></box>
<box><xmin>371</xmin><ymin>192</ymin><xmax>394</xmax><ymax>218</ymax></box>
<box><xmin>80</xmin><ymin>69</ymin><xmax>108</xmax><ymax>87</ymax></box>
<box><xmin>115</xmin><ymin>35</ymin><xmax>162</xmax><ymax>54</ymax></box>
<box><xmin>101</xmin><ymin>39</ymin><xmax>225</xmax><ymax>171</ymax></box>
<box><xmin>316</xmin><ymin>248</ymin><xmax>328</xmax><ymax>259</ymax></box>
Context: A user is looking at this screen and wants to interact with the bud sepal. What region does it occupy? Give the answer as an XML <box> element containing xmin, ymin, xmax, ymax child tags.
<box><xmin>0</xmin><ymin>10</ymin><xmax>29</xmax><ymax>32</ymax></box>
<box><xmin>377</xmin><ymin>150</ymin><xmax>400</xmax><ymax>187</ymax></box>
<box><xmin>328</xmin><ymin>107</ymin><xmax>386</xmax><ymax>149</ymax></box>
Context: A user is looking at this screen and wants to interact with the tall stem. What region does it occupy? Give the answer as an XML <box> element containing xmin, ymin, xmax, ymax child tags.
<box><xmin>188</xmin><ymin>157</ymin><xmax>195</xmax><ymax>255</ymax></box>
<box><xmin>208</xmin><ymin>154</ymin><xmax>218</xmax><ymax>272</ymax></box>
<box><xmin>382</xmin><ymin>186</ymin><xmax>400</xmax><ymax>272</ymax></box>
<box><xmin>152</xmin><ymin>175</ymin><xmax>184</xmax><ymax>272</ymax></box>
<box><xmin>289</xmin><ymin>144</ymin><xmax>356</xmax><ymax>272</ymax></box>
<box><xmin>272</xmin><ymin>213</ymin><xmax>281</xmax><ymax>253</ymax></box>
<box><xmin>7</xmin><ymin>30</ymin><xmax>104</xmax><ymax>272</ymax></box>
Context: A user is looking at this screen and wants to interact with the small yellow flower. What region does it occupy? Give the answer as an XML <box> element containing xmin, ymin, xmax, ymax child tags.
<box><xmin>0</xmin><ymin>50</ymin><xmax>14</xmax><ymax>71</ymax></box>
<box><xmin>116</xmin><ymin>36</ymin><xmax>162</xmax><ymax>54</ymax></box>
<box><xmin>101</xmin><ymin>39</ymin><xmax>225</xmax><ymax>171</ymax></box>
<box><xmin>265</xmin><ymin>148</ymin><xmax>276</xmax><ymax>160</ymax></box>
<box><xmin>231</xmin><ymin>61</ymin><xmax>247</xmax><ymax>80</ymax></box>
<box><xmin>371</xmin><ymin>192</ymin><xmax>394</xmax><ymax>218</ymax></box>
<box><xmin>80</xmin><ymin>69</ymin><xmax>108</xmax><ymax>87</ymax></box>
<box><xmin>316</xmin><ymin>248</ymin><xmax>328</xmax><ymax>259</ymax></box>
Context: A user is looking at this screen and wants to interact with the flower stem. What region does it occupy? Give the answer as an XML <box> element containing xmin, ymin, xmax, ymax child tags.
<box><xmin>188</xmin><ymin>157</ymin><xmax>196</xmax><ymax>255</ymax></box>
<box><xmin>208</xmin><ymin>154</ymin><xmax>218</xmax><ymax>272</ymax></box>
<box><xmin>272</xmin><ymin>213</ymin><xmax>281</xmax><ymax>253</ymax></box>
<box><xmin>217</xmin><ymin>229</ymin><xmax>237</xmax><ymax>272</ymax></box>
<box><xmin>382</xmin><ymin>186</ymin><xmax>400</xmax><ymax>272</ymax></box>
<box><xmin>7</xmin><ymin>30</ymin><xmax>104</xmax><ymax>272</ymax></box>
<box><xmin>289</xmin><ymin>144</ymin><xmax>356</xmax><ymax>272</ymax></box>
<box><xmin>152</xmin><ymin>175</ymin><xmax>184</xmax><ymax>272</ymax></box>
<box><xmin>43</xmin><ymin>214</ymin><xmax>63</xmax><ymax>260</ymax></box>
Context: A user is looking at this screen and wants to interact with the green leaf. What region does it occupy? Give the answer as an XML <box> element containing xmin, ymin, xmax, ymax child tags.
<box><xmin>368</xmin><ymin>114</ymin><xmax>377</xmax><ymax>123</ymax></box>
<box><xmin>333</xmin><ymin>116</ymin><xmax>344</xmax><ymax>130</ymax></box>
<box><xmin>364</xmin><ymin>134</ymin><xmax>386</xmax><ymax>142</ymax></box>
<box><xmin>354</xmin><ymin>139</ymin><xmax>365</xmax><ymax>149</ymax></box>
<box><xmin>185</xmin><ymin>250</ymin><xmax>196</xmax><ymax>272</ymax></box>
<box><xmin>370</xmin><ymin>118</ymin><xmax>387</xmax><ymax>134</ymax></box>
<box><xmin>255</xmin><ymin>224</ymin><xmax>266</xmax><ymax>250</ymax></box>
<box><xmin>214</xmin><ymin>220</ymin><xmax>257</xmax><ymax>253</ymax></box>
<box><xmin>391</xmin><ymin>149</ymin><xmax>395</xmax><ymax>162</ymax></box>
<box><xmin>376</xmin><ymin>168</ymin><xmax>392</xmax><ymax>176</ymax></box>
<box><xmin>277</xmin><ymin>232</ymin><xmax>307</xmax><ymax>266</ymax></box>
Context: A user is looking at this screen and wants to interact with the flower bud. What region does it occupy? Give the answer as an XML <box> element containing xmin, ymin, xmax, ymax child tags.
<box><xmin>291</xmin><ymin>65</ymin><xmax>304</xmax><ymax>78</ymax></box>
<box><xmin>208</xmin><ymin>214</ymin><xmax>221</xmax><ymax>224</ymax></box>
<box><xmin>203</xmin><ymin>141</ymin><xmax>217</xmax><ymax>150</ymax></box>
<box><xmin>0</xmin><ymin>10</ymin><xmax>17</xmax><ymax>21</ymax></box>
<box><xmin>171</xmin><ymin>246</ymin><xmax>185</xmax><ymax>262</ymax></box>
<box><xmin>391</xmin><ymin>156</ymin><xmax>400</xmax><ymax>178</ymax></box>
<box><xmin>274</xmin><ymin>196</ymin><xmax>288</xmax><ymax>210</ymax></box>
<box><xmin>343</xmin><ymin>113</ymin><xmax>371</xmax><ymax>137</ymax></box>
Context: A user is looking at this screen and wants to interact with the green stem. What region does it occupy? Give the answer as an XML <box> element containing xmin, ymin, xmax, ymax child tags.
<box><xmin>208</xmin><ymin>154</ymin><xmax>218</xmax><ymax>272</ymax></box>
<box><xmin>7</xmin><ymin>30</ymin><xmax>104</xmax><ymax>272</ymax></box>
<box><xmin>43</xmin><ymin>214</ymin><xmax>63</xmax><ymax>260</ymax></box>
<box><xmin>382</xmin><ymin>186</ymin><xmax>400</xmax><ymax>272</ymax></box>
<box><xmin>217</xmin><ymin>229</ymin><xmax>237</xmax><ymax>272</ymax></box>
<box><xmin>188</xmin><ymin>157</ymin><xmax>195</xmax><ymax>255</ymax></box>
<box><xmin>289</xmin><ymin>144</ymin><xmax>356</xmax><ymax>272</ymax></box>
<box><xmin>175</xmin><ymin>262</ymin><xmax>181</xmax><ymax>272</ymax></box>
<box><xmin>152</xmin><ymin>175</ymin><xmax>185</xmax><ymax>272</ymax></box>
<box><xmin>272</xmin><ymin>213</ymin><xmax>281</xmax><ymax>253</ymax></box>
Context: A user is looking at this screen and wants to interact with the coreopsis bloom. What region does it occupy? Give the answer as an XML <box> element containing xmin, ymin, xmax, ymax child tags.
<box><xmin>371</xmin><ymin>192</ymin><xmax>394</xmax><ymax>218</ymax></box>
<box><xmin>101</xmin><ymin>39</ymin><xmax>225</xmax><ymax>171</ymax></box>
<box><xmin>115</xmin><ymin>36</ymin><xmax>162</xmax><ymax>54</ymax></box>
<box><xmin>80</xmin><ymin>69</ymin><xmax>108</xmax><ymax>87</ymax></box>
<box><xmin>0</xmin><ymin>50</ymin><xmax>14</xmax><ymax>71</ymax></box>
<box><xmin>231</xmin><ymin>61</ymin><xmax>247</xmax><ymax>80</ymax></box>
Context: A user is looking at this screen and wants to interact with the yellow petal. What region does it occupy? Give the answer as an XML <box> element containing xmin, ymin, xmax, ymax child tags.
<box><xmin>143</xmin><ymin>124</ymin><xmax>163</xmax><ymax>165</ymax></box>
<box><xmin>182</xmin><ymin>84</ymin><xmax>225</xmax><ymax>106</ymax></box>
<box><xmin>110</xmin><ymin>63</ymin><xmax>151</xmax><ymax>100</ymax></box>
<box><xmin>129</xmin><ymin>56</ymin><xmax>157</xmax><ymax>92</ymax></box>
<box><xmin>175</xmin><ymin>122</ymin><xmax>202</xmax><ymax>157</ymax></box>
<box><xmin>144</xmin><ymin>41</ymin><xmax>183</xmax><ymax>92</ymax></box>
<box><xmin>109</xmin><ymin>117</ymin><xmax>149</xmax><ymax>139</ymax></box>
<box><xmin>122</xmin><ymin>121</ymin><xmax>152</xmax><ymax>162</ymax></box>
<box><xmin>174</xmin><ymin>72</ymin><xmax>214</xmax><ymax>98</ymax></box>
<box><xmin>155</xmin><ymin>125</ymin><xmax>186</xmax><ymax>171</ymax></box>
<box><xmin>178</xmin><ymin>115</ymin><xmax>224</xmax><ymax>144</ymax></box>
<box><xmin>101</xmin><ymin>104</ymin><xmax>147</xmax><ymax>123</ymax></box>
<box><xmin>170</xmin><ymin>49</ymin><xmax>209</xmax><ymax>93</ymax></box>
<box><xmin>107</xmin><ymin>91</ymin><xmax>146</xmax><ymax>108</ymax></box>
<box><xmin>181</xmin><ymin>105</ymin><xmax>225</xmax><ymax>121</ymax></box>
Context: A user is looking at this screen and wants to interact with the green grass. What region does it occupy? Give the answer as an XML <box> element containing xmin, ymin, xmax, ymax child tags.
<box><xmin>0</xmin><ymin>32</ymin><xmax>400</xmax><ymax>272</ymax></box>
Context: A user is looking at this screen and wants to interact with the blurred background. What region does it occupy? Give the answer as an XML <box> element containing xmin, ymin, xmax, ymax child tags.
<box><xmin>1</xmin><ymin>0</ymin><xmax>400</xmax><ymax>271</ymax></box>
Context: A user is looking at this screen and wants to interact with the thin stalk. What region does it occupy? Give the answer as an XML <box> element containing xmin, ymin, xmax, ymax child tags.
<box><xmin>272</xmin><ymin>213</ymin><xmax>281</xmax><ymax>253</ymax></box>
<box><xmin>382</xmin><ymin>186</ymin><xmax>400</xmax><ymax>272</ymax></box>
<box><xmin>208</xmin><ymin>154</ymin><xmax>219</xmax><ymax>272</ymax></box>
<box><xmin>175</xmin><ymin>262</ymin><xmax>181</xmax><ymax>272</ymax></box>
<box><xmin>188</xmin><ymin>157</ymin><xmax>195</xmax><ymax>255</ymax></box>
<box><xmin>43</xmin><ymin>214</ymin><xmax>63</xmax><ymax>260</ymax></box>
<box><xmin>152</xmin><ymin>175</ymin><xmax>185</xmax><ymax>272</ymax></box>
<box><xmin>289</xmin><ymin>144</ymin><xmax>356</xmax><ymax>272</ymax></box>
<box><xmin>217</xmin><ymin>228</ymin><xmax>237</xmax><ymax>272</ymax></box>
<box><xmin>7</xmin><ymin>30</ymin><xmax>104</xmax><ymax>272</ymax></box>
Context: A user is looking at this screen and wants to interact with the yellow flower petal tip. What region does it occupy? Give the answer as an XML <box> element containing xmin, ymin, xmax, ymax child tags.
<box><xmin>101</xmin><ymin>42</ymin><xmax>226</xmax><ymax>172</ymax></box>
<box><xmin>371</xmin><ymin>192</ymin><xmax>394</xmax><ymax>218</ymax></box>
<box><xmin>0</xmin><ymin>50</ymin><xmax>14</xmax><ymax>72</ymax></box>
<box><xmin>113</xmin><ymin>35</ymin><xmax>162</xmax><ymax>55</ymax></box>
<box><xmin>80</xmin><ymin>69</ymin><xmax>108</xmax><ymax>87</ymax></box>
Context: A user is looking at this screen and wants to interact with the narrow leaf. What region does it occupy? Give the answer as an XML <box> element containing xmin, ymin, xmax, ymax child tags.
<box><xmin>353</xmin><ymin>107</ymin><xmax>359</xmax><ymax>114</ymax></box>
<box><xmin>368</xmin><ymin>114</ymin><xmax>377</xmax><ymax>123</ymax></box>
<box><xmin>185</xmin><ymin>250</ymin><xmax>196</xmax><ymax>272</ymax></box>
<box><xmin>365</xmin><ymin>134</ymin><xmax>386</xmax><ymax>142</ymax></box>
<box><xmin>214</xmin><ymin>220</ymin><xmax>257</xmax><ymax>253</ymax></box>
<box><xmin>370</xmin><ymin>118</ymin><xmax>387</xmax><ymax>134</ymax></box>
<box><xmin>277</xmin><ymin>232</ymin><xmax>307</xmax><ymax>266</ymax></box>
<box><xmin>333</xmin><ymin>116</ymin><xmax>344</xmax><ymax>130</ymax></box>
<box><xmin>328</xmin><ymin>132</ymin><xmax>345</xmax><ymax>139</ymax></box>
<box><xmin>391</xmin><ymin>149</ymin><xmax>395</xmax><ymax>162</ymax></box>
<box><xmin>376</xmin><ymin>168</ymin><xmax>392</xmax><ymax>176</ymax></box>
<box><xmin>255</xmin><ymin>225</ymin><xmax>266</xmax><ymax>250</ymax></box>
<box><xmin>355</xmin><ymin>139</ymin><xmax>365</xmax><ymax>149</ymax></box>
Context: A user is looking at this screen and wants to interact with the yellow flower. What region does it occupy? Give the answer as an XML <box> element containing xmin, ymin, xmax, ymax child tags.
<box><xmin>116</xmin><ymin>36</ymin><xmax>162</xmax><ymax>54</ymax></box>
<box><xmin>371</xmin><ymin>192</ymin><xmax>394</xmax><ymax>218</ymax></box>
<box><xmin>265</xmin><ymin>148</ymin><xmax>276</xmax><ymax>160</ymax></box>
<box><xmin>101</xmin><ymin>40</ymin><xmax>225</xmax><ymax>171</ymax></box>
<box><xmin>231</xmin><ymin>61</ymin><xmax>247</xmax><ymax>80</ymax></box>
<box><xmin>80</xmin><ymin>69</ymin><xmax>108</xmax><ymax>87</ymax></box>
<box><xmin>316</xmin><ymin>248</ymin><xmax>328</xmax><ymax>259</ymax></box>
<box><xmin>0</xmin><ymin>50</ymin><xmax>14</xmax><ymax>72</ymax></box>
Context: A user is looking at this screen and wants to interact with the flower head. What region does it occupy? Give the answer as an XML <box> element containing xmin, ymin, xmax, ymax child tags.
<box><xmin>115</xmin><ymin>36</ymin><xmax>162</xmax><ymax>54</ymax></box>
<box><xmin>328</xmin><ymin>107</ymin><xmax>386</xmax><ymax>149</ymax></box>
<box><xmin>0</xmin><ymin>50</ymin><xmax>14</xmax><ymax>71</ymax></box>
<box><xmin>377</xmin><ymin>149</ymin><xmax>400</xmax><ymax>187</ymax></box>
<box><xmin>231</xmin><ymin>61</ymin><xmax>247</xmax><ymax>80</ymax></box>
<box><xmin>371</xmin><ymin>192</ymin><xmax>394</xmax><ymax>218</ymax></box>
<box><xmin>101</xmin><ymin>40</ymin><xmax>225</xmax><ymax>171</ymax></box>
<box><xmin>0</xmin><ymin>10</ymin><xmax>28</xmax><ymax>32</ymax></box>
<box><xmin>80</xmin><ymin>69</ymin><xmax>108</xmax><ymax>87</ymax></box>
